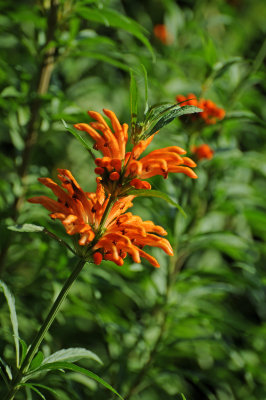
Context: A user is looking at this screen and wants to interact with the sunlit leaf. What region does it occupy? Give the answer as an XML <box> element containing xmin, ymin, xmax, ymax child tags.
<box><xmin>41</xmin><ymin>347</ymin><xmax>102</xmax><ymax>366</ymax></box>
<box><xmin>8</xmin><ymin>224</ymin><xmax>45</xmax><ymax>233</ymax></box>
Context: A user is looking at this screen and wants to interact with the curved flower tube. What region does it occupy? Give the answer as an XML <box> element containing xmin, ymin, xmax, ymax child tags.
<box><xmin>74</xmin><ymin>109</ymin><xmax>197</xmax><ymax>192</ymax></box>
<box><xmin>28</xmin><ymin>169</ymin><xmax>173</xmax><ymax>267</ymax></box>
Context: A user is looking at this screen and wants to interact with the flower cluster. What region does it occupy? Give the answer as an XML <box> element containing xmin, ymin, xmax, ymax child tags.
<box><xmin>29</xmin><ymin>109</ymin><xmax>197</xmax><ymax>268</ymax></box>
<box><xmin>74</xmin><ymin>109</ymin><xmax>197</xmax><ymax>195</ymax></box>
<box><xmin>176</xmin><ymin>94</ymin><xmax>225</xmax><ymax>125</ymax></box>
<box><xmin>191</xmin><ymin>144</ymin><xmax>214</xmax><ymax>160</ymax></box>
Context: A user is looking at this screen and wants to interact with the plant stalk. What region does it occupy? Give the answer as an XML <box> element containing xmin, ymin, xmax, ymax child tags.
<box><xmin>3</xmin><ymin>258</ymin><xmax>86</xmax><ymax>400</ymax></box>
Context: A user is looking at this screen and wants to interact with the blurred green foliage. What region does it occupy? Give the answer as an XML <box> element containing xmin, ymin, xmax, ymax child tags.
<box><xmin>0</xmin><ymin>0</ymin><xmax>266</xmax><ymax>399</ymax></box>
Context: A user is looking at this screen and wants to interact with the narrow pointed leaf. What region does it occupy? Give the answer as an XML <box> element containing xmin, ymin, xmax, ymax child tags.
<box><xmin>127</xmin><ymin>189</ymin><xmax>186</xmax><ymax>217</ymax></box>
<box><xmin>145</xmin><ymin>104</ymin><xmax>203</xmax><ymax>137</ymax></box>
<box><xmin>212</xmin><ymin>57</ymin><xmax>242</xmax><ymax>80</ymax></box>
<box><xmin>22</xmin><ymin>384</ymin><xmax>46</xmax><ymax>400</ymax></box>
<box><xmin>19</xmin><ymin>339</ymin><xmax>28</xmax><ymax>366</ymax></box>
<box><xmin>62</xmin><ymin>120</ymin><xmax>96</xmax><ymax>159</ymax></box>
<box><xmin>22</xmin><ymin>383</ymin><xmax>57</xmax><ymax>397</ymax></box>
<box><xmin>0</xmin><ymin>281</ymin><xmax>20</xmax><ymax>367</ymax></box>
<box><xmin>74</xmin><ymin>51</ymin><xmax>129</xmax><ymax>71</ymax></box>
<box><xmin>76</xmin><ymin>7</ymin><xmax>154</xmax><ymax>60</ymax></box>
<box><xmin>31</xmin><ymin>362</ymin><xmax>124</xmax><ymax>400</ymax></box>
<box><xmin>29</xmin><ymin>351</ymin><xmax>44</xmax><ymax>371</ymax></box>
<box><xmin>141</xmin><ymin>64</ymin><xmax>149</xmax><ymax>114</ymax></box>
<box><xmin>8</xmin><ymin>224</ymin><xmax>44</xmax><ymax>233</ymax></box>
<box><xmin>130</xmin><ymin>69</ymin><xmax>138</xmax><ymax>131</ymax></box>
<box><xmin>0</xmin><ymin>356</ymin><xmax>12</xmax><ymax>381</ymax></box>
<box><xmin>41</xmin><ymin>348</ymin><xmax>102</xmax><ymax>366</ymax></box>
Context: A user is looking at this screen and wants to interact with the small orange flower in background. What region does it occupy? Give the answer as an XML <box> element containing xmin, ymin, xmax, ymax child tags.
<box><xmin>28</xmin><ymin>169</ymin><xmax>173</xmax><ymax>268</ymax></box>
<box><xmin>176</xmin><ymin>93</ymin><xmax>225</xmax><ymax>125</ymax></box>
<box><xmin>191</xmin><ymin>144</ymin><xmax>214</xmax><ymax>160</ymax></box>
<box><xmin>74</xmin><ymin>109</ymin><xmax>197</xmax><ymax>194</ymax></box>
<box><xmin>153</xmin><ymin>24</ymin><xmax>173</xmax><ymax>45</ymax></box>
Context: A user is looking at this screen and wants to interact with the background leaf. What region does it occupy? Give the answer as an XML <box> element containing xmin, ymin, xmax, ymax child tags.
<box><xmin>0</xmin><ymin>281</ymin><xmax>20</xmax><ymax>368</ymax></box>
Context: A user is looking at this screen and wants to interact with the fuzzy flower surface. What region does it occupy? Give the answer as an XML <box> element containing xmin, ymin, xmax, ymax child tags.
<box><xmin>176</xmin><ymin>94</ymin><xmax>225</xmax><ymax>125</ymax></box>
<box><xmin>28</xmin><ymin>169</ymin><xmax>173</xmax><ymax>267</ymax></box>
<box><xmin>74</xmin><ymin>109</ymin><xmax>197</xmax><ymax>193</ymax></box>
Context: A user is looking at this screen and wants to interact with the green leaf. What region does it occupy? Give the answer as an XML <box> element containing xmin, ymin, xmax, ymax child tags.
<box><xmin>178</xmin><ymin>394</ymin><xmax>187</xmax><ymax>400</ymax></box>
<box><xmin>29</xmin><ymin>351</ymin><xmax>44</xmax><ymax>371</ymax></box>
<box><xmin>41</xmin><ymin>347</ymin><xmax>102</xmax><ymax>366</ymax></box>
<box><xmin>22</xmin><ymin>384</ymin><xmax>46</xmax><ymax>400</ymax></box>
<box><xmin>212</xmin><ymin>57</ymin><xmax>242</xmax><ymax>80</ymax></box>
<box><xmin>1</xmin><ymin>86</ymin><xmax>21</xmax><ymax>97</ymax></box>
<box><xmin>74</xmin><ymin>51</ymin><xmax>129</xmax><ymax>71</ymax></box>
<box><xmin>0</xmin><ymin>356</ymin><xmax>12</xmax><ymax>381</ymax></box>
<box><xmin>141</xmin><ymin>64</ymin><xmax>149</xmax><ymax>114</ymax></box>
<box><xmin>127</xmin><ymin>189</ymin><xmax>186</xmax><ymax>217</ymax></box>
<box><xmin>0</xmin><ymin>281</ymin><xmax>20</xmax><ymax>368</ymax></box>
<box><xmin>130</xmin><ymin>69</ymin><xmax>138</xmax><ymax>132</ymax></box>
<box><xmin>30</xmin><ymin>362</ymin><xmax>124</xmax><ymax>400</ymax></box>
<box><xmin>146</xmin><ymin>104</ymin><xmax>202</xmax><ymax>137</ymax></box>
<box><xmin>8</xmin><ymin>224</ymin><xmax>45</xmax><ymax>233</ymax></box>
<box><xmin>19</xmin><ymin>339</ymin><xmax>28</xmax><ymax>367</ymax></box>
<box><xmin>62</xmin><ymin>120</ymin><xmax>96</xmax><ymax>160</ymax></box>
<box><xmin>144</xmin><ymin>102</ymin><xmax>173</xmax><ymax>123</ymax></box>
<box><xmin>22</xmin><ymin>383</ymin><xmax>57</xmax><ymax>398</ymax></box>
<box><xmin>75</xmin><ymin>6</ymin><xmax>154</xmax><ymax>60</ymax></box>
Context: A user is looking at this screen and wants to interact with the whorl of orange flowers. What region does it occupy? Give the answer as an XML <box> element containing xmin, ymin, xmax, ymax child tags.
<box><xmin>28</xmin><ymin>169</ymin><xmax>173</xmax><ymax>268</ymax></box>
<box><xmin>191</xmin><ymin>144</ymin><xmax>214</xmax><ymax>160</ymax></box>
<box><xmin>74</xmin><ymin>109</ymin><xmax>197</xmax><ymax>193</ymax></box>
<box><xmin>176</xmin><ymin>94</ymin><xmax>225</xmax><ymax>125</ymax></box>
<box><xmin>153</xmin><ymin>24</ymin><xmax>173</xmax><ymax>45</ymax></box>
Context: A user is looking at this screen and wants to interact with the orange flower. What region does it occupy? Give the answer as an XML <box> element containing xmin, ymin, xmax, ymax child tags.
<box><xmin>176</xmin><ymin>94</ymin><xmax>225</xmax><ymax>125</ymax></box>
<box><xmin>94</xmin><ymin>212</ymin><xmax>173</xmax><ymax>268</ymax></box>
<box><xmin>153</xmin><ymin>24</ymin><xmax>173</xmax><ymax>45</ymax></box>
<box><xmin>74</xmin><ymin>109</ymin><xmax>197</xmax><ymax>192</ymax></box>
<box><xmin>191</xmin><ymin>144</ymin><xmax>214</xmax><ymax>160</ymax></box>
<box><xmin>28</xmin><ymin>169</ymin><xmax>173</xmax><ymax>267</ymax></box>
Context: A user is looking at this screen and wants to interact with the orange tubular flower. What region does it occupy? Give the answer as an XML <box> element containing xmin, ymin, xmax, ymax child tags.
<box><xmin>153</xmin><ymin>24</ymin><xmax>173</xmax><ymax>45</ymax></box>
<box><xmin>28</xmin><ymin>169</ymin><xmax>173</xmax><ymax>268</ymax></box>
<box><xmin>74</xmin><ymin>109</ymin><xmax>197</xmax><ymax>193</ymax></box>
<box><xmin>176</xmin><ymin>94</ymin><xmax>225</xmax><ymax>125</ymax></box>
<box><xmin>191</xmin><ymin>144</ymin><xmax>214</xmax><ymax>160</ymax></box>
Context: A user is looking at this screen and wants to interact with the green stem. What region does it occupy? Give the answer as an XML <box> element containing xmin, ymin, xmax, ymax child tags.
<box><xmin>4</xmin><ymin>258</ymin><xmax>86</xmax><ymax>400</ymax></box>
